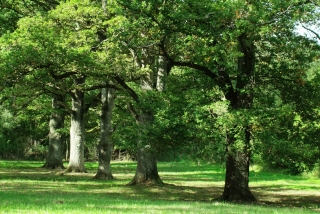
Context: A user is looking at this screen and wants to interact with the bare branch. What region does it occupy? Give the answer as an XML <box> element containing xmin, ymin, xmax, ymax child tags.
<box><xmin>302</xmin><ymin>25</ymin><xmax>320</xmax><ymax>40</ymax></box>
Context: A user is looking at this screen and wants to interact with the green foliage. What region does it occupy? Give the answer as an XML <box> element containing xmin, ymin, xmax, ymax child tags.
<box><xmin>0</xmin><ymin>108</ymin><xmax>15</xmax><ymax>129</ymax></box>
<box><xmin>0</xmin><ymin>0</ymin><xmax>320</xmax><ymax>179</ymax></box>
<box><xmin>0</xmin><ymin>106</ymin><xmax>18</xmax><ymax>158</ymax></box>
<box><xmin>0</xmin><ymin>93</ymin><xmax>52</xmax><ymax>159</ymax></box>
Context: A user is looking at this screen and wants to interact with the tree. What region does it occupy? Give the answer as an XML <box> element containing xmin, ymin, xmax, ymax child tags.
<box><xmin>0</xmin><ymin>0</ymin><xmax>62</xmax><ymax>161</ymax></box>
<box><xmin>66</xmin><ymin>76</ymin><xmax>87</xmax><ymax>172</ymax></box>
<box><xmin>0</xmin><ymin>106</ymin><xmax>18</xmax><ymax>158</ymax></box>
<box><xmin>0</xmin><ymin>0</ymin><xmax>59</xmax><ymax>35</ymax></box>
<box><xmin>115</xmin><ymin>68</ymin><xmax>166</xmax><ymax>185</ymax></box>
<box><xmin>1</xmin><ymin>1</ymin><xmax>319</xmax><ymax>202</ymax></box>
<box><xmin>253</xmin><ymin>35</ymin><xmax>320</xmax><ymax>174</ymax></box>
<box><xmin>115</xmin><ymin>0</ymin><xmax>319</xmax><ymax>200</ymax></box>
<box><xmin>1</xmin><ymin>0</ymin><xmax>109</xmax><ymax>171</ymax></box>
<box><xmin>171</xmin><ymin>1</ymin><xmax>320</xmax><ymax>201</ymax></box>
<box><xmin>43</xmin><ymin>92</ymin><xmax>66</xmax><ymax>169</ymax></box>
<box><xmin>94</xmin><ymin>85</ymin><xmax>115</xmax><ymax>179</ymax></box>
<box><xmin>127</xmin><ymin>74</ymin><xmax>165</xmax><ymax>185</ymax></box>
<box><xmin>100</xmin><ymin>0</ymin><xmax>169</xmax><ymax>184</ymax></box>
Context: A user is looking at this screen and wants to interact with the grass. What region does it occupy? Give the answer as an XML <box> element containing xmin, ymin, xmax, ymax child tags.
<box><xmin>0</xmin><ymin>161</ymin><xmax>319</xmax><ymax>213</ymax></box>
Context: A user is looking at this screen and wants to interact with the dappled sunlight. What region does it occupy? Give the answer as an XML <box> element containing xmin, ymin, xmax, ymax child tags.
<box><xmin>250</xmin><ymin>177</ymin><xmax>320</xmax><ymax>190</ymax></box>
<box><xmin>1</xmin><ymin>161</ymin><xmax>320</xmax><ymax>213</ymax></box>
<box><xmin>0</xmin><ymin>198</ymin><xmax>247</xmax><ymax>214</ymax></box>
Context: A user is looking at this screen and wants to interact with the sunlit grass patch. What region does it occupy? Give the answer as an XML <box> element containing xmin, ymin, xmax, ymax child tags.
<box><xmin>0</xmin><ymin>160</ymin><xmax>319</xmax><ymax>213</ymax></box>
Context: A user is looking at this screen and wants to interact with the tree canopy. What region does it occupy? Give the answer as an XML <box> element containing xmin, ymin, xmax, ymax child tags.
<box><xmin>0</xmin><ymin>0</ymin><xmax>319</xmax><ymax>202</ymax></box>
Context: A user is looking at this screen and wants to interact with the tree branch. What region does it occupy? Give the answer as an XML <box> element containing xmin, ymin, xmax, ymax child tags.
<box><xmin>172</xmin><ymin>61</ymin><xmax>219</xmax><ymax>80</ymax></box>
<box><xmin>44</xmin><ymin>83</ymin><xmax>73</xmax><ymax>97</ymax></box>
<box><xmin>169</xmin><ymin>60</ymin><xmax>236</xmax><ymax>105</ymax></box>
<box><xmin>84</xmin><ymin>83</ymin><xmax>120</xmax><ymax>91</ymax></box>
<box><xmin>128</xmin><ymin>102</ymin><xmax>139</xmax><ymax>121</ymax></box>
<box><xmin>84</xmin><ymin>92</ymin><xmax>101</xmax><ymax>114</ymax></box>
<box><xmin>15</xmin><ymin>91</ymin><xmax>44</xmax><ymax>111</ymax></box>
<box><xmin>56</xmin><ymin>101</ymin><xmax>74</xmax><ymax>115</ymax></box>
<box><xmin>302</xmin><ymin>25</ymin><xmax>320</xmax><ymax>40</ymax></box>
<box><xmin>50</xmin><ymin>71</ymin><xmax>78</xmax><ymax>80</ymax></box>
<box><xmin>114</xmin><ymin>76</ymin><xmax>140</xmax><ymax>103</ymax></box>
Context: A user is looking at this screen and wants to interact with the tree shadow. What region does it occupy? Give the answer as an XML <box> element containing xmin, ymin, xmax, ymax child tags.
<box><xmin>1</xmin><ymin>161</ymin><xmax>319</xmax><ymax>211</ymax></box>
<box><xmin>252</xmin><ymin>186</ymin><xmax>320</xmax><ymax>210</ymax></box>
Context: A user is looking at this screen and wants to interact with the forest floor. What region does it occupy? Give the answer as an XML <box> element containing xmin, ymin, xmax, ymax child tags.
<box><xmin>0</xmin><ymin>161</ymin><xmax>319</xmax><ymax>213</ymax></box>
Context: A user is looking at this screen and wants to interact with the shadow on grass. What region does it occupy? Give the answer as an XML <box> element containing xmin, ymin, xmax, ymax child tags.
<box><xmin>252</xmin><ymin>187</ymin><xmax>320</xmax><ymax>210</ymax></box>
<box><xmin>0</xmin><ymin>161</ymin><xmax>319</xmax><ymax>212</ymax></box>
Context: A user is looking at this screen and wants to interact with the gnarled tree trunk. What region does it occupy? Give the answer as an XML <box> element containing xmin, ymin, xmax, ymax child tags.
<box><xmin>66</xmin><ymin>76</ymin><xmax>86</xmax><ymax>173</ymax></box>
<box><xmin>43</xmin><ymin>93</ymin><xmax>65</xmax><ymax>169</ymax></box>
<box><xmin>94</xmin><ymin>86</ymin><xmax>115</xmax><ymax>180</ymax></box>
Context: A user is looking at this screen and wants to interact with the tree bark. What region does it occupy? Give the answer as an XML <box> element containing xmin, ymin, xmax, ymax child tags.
<box><xmin>43</xmin><ymin>93</ymin><xmax>65</xmax><ymax>169</ymax></box>
<box><xmin>94</xmin><ymin>86</ymin><xmax>115</xmax><ymax>180</ymax></box>
<box><xmin>221</xmin><ymin>34</ymin><xmax>256</xmax><ymax>201</ymax></box>
<box><xmin>156</xmin><ymin>55</ymin><xmax>167</xmax><ymax>91</ymax></box>
<box><xmin>128</xmin><ymin>143</ymin><xmax>163</xmax><ymax>185</ymax></box>
<box><xmin>169</xmin><ymin>37</ymin><xmax>255</xmax><ymax>200</ymax></box>
<box><xmin>129</xmin><ymin>55</ymin><xmax>166</xmax><ymax>185</ymax></box>
<box><xmin>128</xmin><ymin>112</ymin><xmax>163</xmax><ymax>185</ymax></box>
<box><xmin>221</xmin><ymin>127</ymin><xmax>255</xmax><ymax>201</ymax></box>
<box><xmin>66</xmin><ymin>76</ymin><xmax>86</xmax><ymax>173</ymax></box>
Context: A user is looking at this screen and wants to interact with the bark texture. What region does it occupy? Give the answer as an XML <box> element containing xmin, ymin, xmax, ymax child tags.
<box><xmin>128</xmin><ymin>112</ymin><xmax>163</xmax><ymax>185</ymax></box>
<box><xmin>128</xmin><ymin>144</ymin><xmax>163</xmax><ymax>185</ymax></box>
<box><xmin>221</xmin><ymin>34</ymin><xmax>256</xmax><ymax>201</ymax></box>
<box><xmin>156</xmin><ymin>55</ymin><xmax>167</xmax><ymax>91</ymax></box>
<box><xmin>43</xmin><ymin>93</ymin><xmax>65</xmax><ymax>169</ymax></box>
<box><xmin>94</xmin><ymin>87</ymin><xmax>115</xmax><ymax>180</ymax></box>
<box><xmin>221</xmin><ymin>128</ymin><xmax>255</xmax><ymax>201</ymax></box>
<box><xmin>66</xmin><ymin>76</ymin><xmax>86</xmax><ymax>173</ymax></box>
<box><xmin>129</xmin><ymin>55</ymin><xmax>166</xmax><ymax>185</ymax></box>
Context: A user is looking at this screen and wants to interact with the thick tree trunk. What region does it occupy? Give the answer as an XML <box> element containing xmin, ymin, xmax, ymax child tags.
<box><xmin>66</xmin><ymin>76</ymin><xmax>86</xmax><ymax>173</ymax></box>
<box><xmin>221</xmin><ymin>34</ymin><xmax>256</xmax><ymax>201</ymax></box>
<box><xmin>128</xmin><ymin>112</ymin><xmax>163</xmax><ymax>185</ymax></box>
<box><xmin>129</xmin><ymin>56</ymin><xmax>166</xmax><ymax>185</ymax></box>
<box><xmin>221</xmin><ymin>128</ymin><xmax>255</xmax><ymax>201</ymax></box>
<box><xmin>128</xmin><ymin>144</ymin><xmax>163</xmax><ymax>185</ymax></box>
<box><xmin>43</xmin><ymin>93</ymin><xmax>65</xmax><ymax>169</ymax></box>
<box><xmin>94</xmin><ymin>86</ymin><xmax>115</xmax><ymax>180</ymax></box>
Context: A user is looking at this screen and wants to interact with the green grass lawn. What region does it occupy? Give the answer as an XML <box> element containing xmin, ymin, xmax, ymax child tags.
<box><xmin>0</xmin><ymin>161</ymin><xmax>319</xmax><ymax>213</ymax></box>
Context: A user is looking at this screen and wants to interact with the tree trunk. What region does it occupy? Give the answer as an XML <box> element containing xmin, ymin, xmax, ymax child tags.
<box><xmin>94</xmin><ymin>86</ymin><xmax>115</xmax><ymax>180</ymax></box>
<box><xmin>129</xmin><ymin>55</ymin><xmax>166</xmax><ymax>185</ymax></box>
<box><xmin>156</xmin><ymin>55</ymin><xmax>167</xmax><ymax>91</ymax></box>
<box><xmin>66</xmin><ymin>76</ymin><xmax>86</xmax><ymax>173</ymax></box>
<box><xmin>221</xmin><ymin>34</ymin><xmax>256</xmax><ymax>201</ymax></box>
<box><xmin>43</xmin><ymin>93</ymin><xmax>65</xmax><ymax>169</ymax></box>
<box><xmin>128</xmin><ymin>112</ymin><xmax>163</xmax><ymax>185</ymax></box>
<box><xmin>221</xmin><ymin>127</ymin><xmax>255</xmax><ymax>201</ymax></box>
<box><xmin>129</xmin><ymin>144</ymin><xmax>163</xmax><ymax>185</ymax></box>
